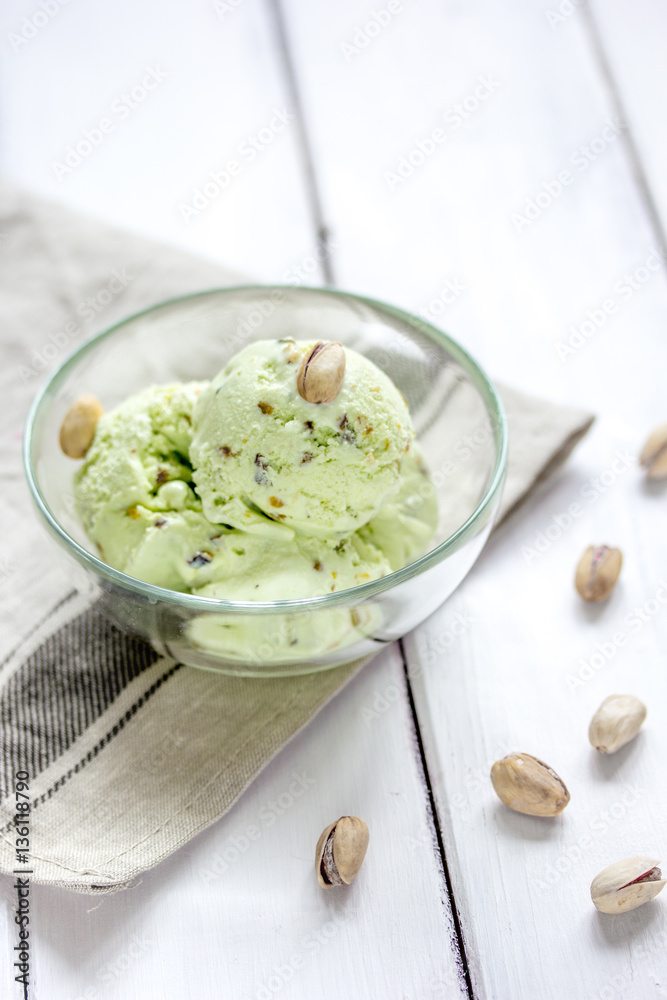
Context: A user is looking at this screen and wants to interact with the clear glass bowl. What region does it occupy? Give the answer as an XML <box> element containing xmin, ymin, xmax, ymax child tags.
<box><xmin>24</xmin><ymin>286</ymin><xmax>507</xmax><ymax>677</ymax></box>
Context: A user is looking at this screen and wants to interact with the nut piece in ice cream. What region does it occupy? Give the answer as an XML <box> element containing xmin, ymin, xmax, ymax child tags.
<box><xmin>591</xmin><ymin>857</ymin><xmax>666</xmax><ymax>914</ymax></box>
<box><xmin>59</xmin><ymin>395</ymin><xmax>104</xmax><ymax>459</ymax></box>
<box><xmin>490</xmin><ymin>752</ymin><xmax>570</xmax><ymax>817</ymax></box>
<box><xmin>297</xmin><ymin>341</ymin><xmax>346</xmax><ymax>404</ymax></box>
<box><xmin>588</xmin><ymin>694</ymin><xmax>647</xmax><ymax>754</ymax></box>
<box><xmin>316</xmin><ymin>815</ymin><xmax>369</xmax><ymax>888</ymax></box>
<box><xmin>575</xmin><ymin>545</ymin><xmax>622</xmax><ymax>602</ymax></box>
<box><xmin>640</xmin><ymin>423</ymin><xmax>667</xmax><ymax>480</ymax></box>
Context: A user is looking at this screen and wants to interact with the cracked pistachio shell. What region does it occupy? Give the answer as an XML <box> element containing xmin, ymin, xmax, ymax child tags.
<box><xmin>591</xmin><ymin>857</ymin><xmax>666</xmax><ymax>914</ymax></box>
<box><xmin>640</xmin><ymin>423</ymin><xmax>667</xmax><ymax>480</ymax></box>
<box><xmin>589</xmin><ymin>694</ymin><xmax>646</xmax><ymax>754</ymax></box>
<box><xmin>490</xmin><ymin>752</ymin><xmax>570</xmax><ymax>817</ymax></box>
<box><xmin>297</xmin><ymin>342</ymin><xmax>345</xmax><ymax>404</ymax></box>
<box><xmin>316</xmin><ymin>816</ymin><xmax>369</xmax><ymax>888</ymax></box>
<box><xmin>575</xmin><ymin>545</ymin><xmax>623</xmax><ymax>603</ymax></box>
<box><xmin>59</xmin><ymin>395</ymin><xmax>104</xmax><ymax>459</ymax></box>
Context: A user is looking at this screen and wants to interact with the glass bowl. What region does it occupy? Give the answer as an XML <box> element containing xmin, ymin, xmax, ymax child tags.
<box><xmin>24</xmin><ymin>286</ymin><xmax>507</xmax><ymax>677</ymax></box>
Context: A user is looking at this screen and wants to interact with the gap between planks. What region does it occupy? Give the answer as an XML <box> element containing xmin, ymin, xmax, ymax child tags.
<box><xmin>583</xmin><ymin>1</ymin><xmax>667</xmax><ymax>260</ymax></box>
<box><xmin>266</xmin><ymin>0</ymin><xmax>336</xmax><ymax>286</ymax></box>
<box><xmin>268</xmin><ymin>2</ymin><xmax>480</xmax><ymax>991</ymax></box>
<box><xmin>399</xmin><ymin>639</ymin><xmax>476</xmax><ymax>1000</ymax></box>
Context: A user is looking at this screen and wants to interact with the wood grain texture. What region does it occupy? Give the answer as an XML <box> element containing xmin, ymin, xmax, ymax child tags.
<box><xmin>280</xmin><ymin>0</ymin><xmax>667</xmax><ymax>996</ymax></box>
<box><xmin>1</xmin><ymin>0</ymin><xmax>667</xmax><ymax>997</ymax></box>
<box><xmin>0</xmin><ymin>8</ymin><xmax>468</xmax><ymax>998</ymax></box>
<box><xmin>18</xmin><ymin>648</ymin><xmax>467</xmax><ymax>1000</ymax></box>
<box><xmin>279</xmin><ymin>0</ymin><xmax>667</xmax><ymax>404</ymax></box>
<box><xmin>0</xmin><ymin>0</ymin><xmax>321</xmax><ymax>281</ymax></box>
<box><xmin>587</xmin><ymin>0</ymin><xmax>667</xmax><ymax>249</ymax></box>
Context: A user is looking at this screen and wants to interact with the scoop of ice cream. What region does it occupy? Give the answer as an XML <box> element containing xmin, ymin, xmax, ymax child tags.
<box><xmin>190</xmin><ymin>339</ymin><xmax>414</xmax><ymax>538</ymax></box>
<box><xmin>92</xmin><ymin>505</ymin><xmax>232</xmax><ymax>591</ymax></box>
<box><xmin>193</xmin><ymin>530</ymin><xmax>391</xmax><ymax>602</ymax></box>
<box><xmin>75</xmin><ymin>382</ymin><xmax>204</xmax><ymax>527</ymax></box>
<box><xmin>186</xmin><ymin>602</ymin><xmax>384</xmax><ymax>666</ymax></box>
<box><xmin>74</xmin><ymin>382</ymin><xmax>214</xmax><ymax>585</ymax></box>
<box><xmin>359</xmin><ymin>445</ymin><xmax>439</xmax><ymax>571</ymax></box>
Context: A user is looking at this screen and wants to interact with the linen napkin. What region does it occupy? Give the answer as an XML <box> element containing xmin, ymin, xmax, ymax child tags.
<box><xmin>0</xmin><ymin>182</ymin><xmax>593</xmax><ymax>893</ymax></box>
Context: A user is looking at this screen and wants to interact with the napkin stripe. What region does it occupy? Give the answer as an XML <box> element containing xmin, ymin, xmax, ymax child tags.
<box><xmin>0</xmin><ymin>604</ymin><xmax>159</xmax><ymax>800</ymax></box>
<box><xmin>0</xmin><ymin>660</ymin><xmax>183</xmax><ymax>838</ymax></box>
<box><xmin>0</xmin><ymin>589</ymin><xmax>77</xmax><ymax>677</ymax></box>
<box><xmin>35</xmin><ymin>660</ymin><xmax>183</xmax><ymax>809</ymax></box>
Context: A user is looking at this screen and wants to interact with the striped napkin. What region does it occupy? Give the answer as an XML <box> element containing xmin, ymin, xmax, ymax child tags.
<box><xmin>0</xmin><ymin>182</ymin><xmax>593</xmax><ymax>892</ymax></box>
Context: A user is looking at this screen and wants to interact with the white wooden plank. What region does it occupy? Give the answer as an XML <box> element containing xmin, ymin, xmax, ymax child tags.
<box><xmin>280</xmin><ymin>0</ymin><xmax>667</xmax><ymax>406</ymax></box>
<box><xmin>17</xmin><ymin>647</ymin><xmax>466</xmax><ymax>1000</ymax></box>
<box><xmin>406</xmin><ymin>417</ymin><xmax>667</xmax><ymax>1000</ymax></box>
<box><xmin>0</xmin><ymin>0</ymin><xmax>321</xmax><ymax>282</ymax></box>
<box><xmin>280</xmin><ymin>0</ymin><xmax>667</xmax><ymax>996</ymax></box>
<box><xmin>588</xmin><ymin>0</ymin><xmax>667</xmax><ymax>237</ymax></box>
<box><xmin>0</xmin><ymin>886</ymin><xmax>15</xmax><ymax>999</ymax></box>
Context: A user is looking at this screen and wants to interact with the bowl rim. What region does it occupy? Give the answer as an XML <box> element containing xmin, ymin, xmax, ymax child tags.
<box><xmin>23</xmin><ymin>284</ymin><xmax>508</xmax><ymax>613</ymax></box>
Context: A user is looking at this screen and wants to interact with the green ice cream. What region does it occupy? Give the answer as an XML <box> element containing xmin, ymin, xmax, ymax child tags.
<box><xmin>190</xmin><ymin>339</ymin><xmax>414</xmax><ymax>538</ymax></box>
<box><xmin>74</xmin><ymin>382</ymin><xmax>220</xmax><ymax>590</ymax></box>
<box><xmin>73</xmin><ymin>339</ymin><xmax>437</xmax><ymax>604</ymax></box>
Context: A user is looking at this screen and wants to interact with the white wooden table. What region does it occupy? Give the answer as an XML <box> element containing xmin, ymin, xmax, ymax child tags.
<box><xmin>2</xmin><ymin>1</ymin><xmax>667</xmax><ymax>996</ymax></box>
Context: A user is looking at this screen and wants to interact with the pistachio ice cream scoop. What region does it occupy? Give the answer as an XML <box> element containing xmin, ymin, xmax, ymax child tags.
<box><xmin>190</xmin><ymin>339</ymin><xmax>414</xmax><ymax>538</ymax></box>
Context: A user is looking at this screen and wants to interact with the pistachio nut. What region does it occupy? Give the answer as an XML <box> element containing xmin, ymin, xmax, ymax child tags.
<box><xmin>575</xmin><ymin>545</ymin><xmax>623</xmax><ymax>602</ymax></box>
<box><xmin>591</xmin><ymin>857</ymin><xmax>665</xmax><ymax>914</ymax></box>
<box><xmin>490</xmin><ymin>752</ymin><xmax>570</xmax><ymax>817</ymax></box>
<box><xmin>589</xmin><ymin>694</ymin><xmax>646</xmax><ymax>754</ymax></box>
<box><xmin>297</xmin><ymin>342</ymin><xmax>345</xmax><ymax>404</ymax></box>
<box><xmin>316</xmin><ymin>815</ymin><xmax>369</xmax><ymax>888</ymax></box>
<box><xmin>59</xmin><ymin>394</ymin><xmax>104</xmax><ymax>459</ymax></box>
<box><xmin>640</xmin><ymin>423</ymin><xmax>667</xmax><ymax>480</ymax></box>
